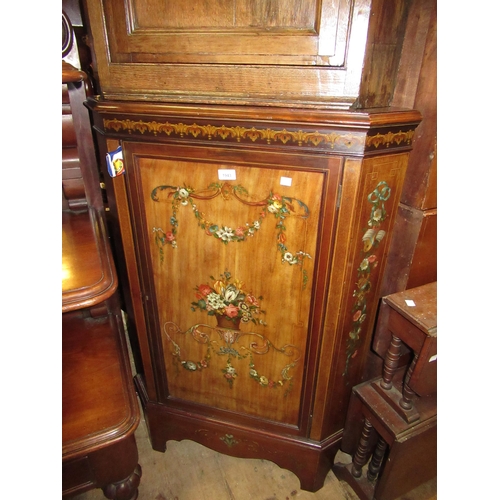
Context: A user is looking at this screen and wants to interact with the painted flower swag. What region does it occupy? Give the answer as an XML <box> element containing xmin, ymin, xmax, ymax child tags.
<box><xmin>151</xmin><ymin>182</ymin><xmax>312</xmax><ymax>280</ymax></box>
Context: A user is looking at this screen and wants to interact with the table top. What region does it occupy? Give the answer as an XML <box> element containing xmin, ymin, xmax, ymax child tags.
<box><xmin>384</xmin><ymin>281</ymin><xmax>437</xmax><ymax>337</ymax></box>
<box><xmin>354</xmin><ymin>374</ymin><xmax>437</xmax><ymax>439</ymax></box>
<box><xmin>62</xmin><ymin>310</ymin><xmax>140</xmax><ymax>460</ymax></box>
<box><xmin>62</xmin><ymin>208</ymin><xmax>117</xmax><ymax>312</ymax></box>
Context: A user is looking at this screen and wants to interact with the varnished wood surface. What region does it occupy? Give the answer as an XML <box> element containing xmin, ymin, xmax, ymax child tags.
<box><xmin>82</xmin><ymin>0</ymin><xmax>411</xmax><ymax>107</ymax></box>
<box><xmin>354</xmin><ymin>379</ymin><xmax>436</xmax><ymax>443</ymax></box>
<box><xmin>62</xmin><ymin>310</ymin><xmax>140</xmax><ymax>459</ymax></box>
<box><xmin>87</xmin><ymin>96</ymin><xmax>422</xmax><ymax>128</ymax></box>
<box><xmin>406</xmin><ymin>209</ymin><xmax>437</xmax><ymax>289</ymax></box>
<box><xmin>355</xmin><ymin>0</ymin><xmax>410</xmax><ymax>109</ymax></box>
<box><xmin>395</xmin><ymin>0</ymin><xmax>437</xmax><ymax>211</ymax></box>
<box><xmin>384</xmin><ymin>281</ymin><xmax>436</xmax><ymax>336</ymax></box>
<box><xmin>88</xmin><ymin>98</ymin><xmax>422</xmax><ymax>161</ymax></box>
<box><xmin>62</xmin><ymin>209</ymin><xmax>117</xmax><ymax>312</ymax></box>
<box><xmin>374</xmin><ymin>0</ymin><xmax>437</xmax><ymax>322</ymax></box>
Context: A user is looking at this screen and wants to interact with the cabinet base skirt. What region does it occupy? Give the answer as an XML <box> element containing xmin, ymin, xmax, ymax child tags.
<box><xmin>135</xmin><ymin>374</ymin><xmax>341</xmax><ymax>492</ymax></box>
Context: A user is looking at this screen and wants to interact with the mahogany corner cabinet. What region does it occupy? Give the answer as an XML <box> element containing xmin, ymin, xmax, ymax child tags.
<box><xmin>88</xmin><ymin>99</ymin><xmax>421</xmax><ymax>492</ymax></box>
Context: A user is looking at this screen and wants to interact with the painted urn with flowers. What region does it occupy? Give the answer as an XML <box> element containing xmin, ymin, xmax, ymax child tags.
<box><xmin>191</xmin><ymin>271</ymin><xmax>266</xmax><ymax>329</ymax></box>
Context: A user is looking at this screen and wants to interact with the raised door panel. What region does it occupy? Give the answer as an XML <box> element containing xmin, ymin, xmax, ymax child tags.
<box><xmin>83</xmin><ymin>0</ymin><xmax>371</xmax><ymax>104</ymax></box>
<box><xmin>123</xmin><ymin>142</ymin><xmax>342</xmax><ymax>429</ymax></box>
<box><xmin>102</xmin><ymin>0</ymin><xmax>350</xmax><ymax>66</ymax></box>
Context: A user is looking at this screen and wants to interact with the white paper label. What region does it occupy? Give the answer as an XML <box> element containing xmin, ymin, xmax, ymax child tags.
<box><xmin>405</xmin><ymin>299</ymin><xmax>416</xmax><ymax>307</ymax></box>
<box><xmin>218</xmin><ymin>169</ymin><xmax>237</xmax><ymax>180</ymax></box>
<box><xmin>280</xmin><ymin>176</ymin><xmax>292</xmax><ymax>187</ymax></box>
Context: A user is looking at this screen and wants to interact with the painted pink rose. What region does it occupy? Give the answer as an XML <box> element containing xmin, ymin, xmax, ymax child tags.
<box><xmin>353</xmin><ymin>310</ymin><xmax>362</xmax><ymax>322</ymax></box>
<box><xmin>165</xmin><ymin>231</ymin><xmax>175</xmax><ymax>241</ymax></box>
<box><xmin>367</xmin><ymin>254</ymin><xmax>377</xmax><ymax>263</ymax></box>
<box><xmin>224</xmin><ymin>304</ymin><xmax>239</xmax><ymax>318</ymax></box>
<box><xmin>235</xmin><ymin>227</ymin><xmax>245</xmax><ymax>237</ymax></box>
<box><xmin>197</xmin><ymin>284</ymin><xmax>212</xmax><ymax>296</ymax></box>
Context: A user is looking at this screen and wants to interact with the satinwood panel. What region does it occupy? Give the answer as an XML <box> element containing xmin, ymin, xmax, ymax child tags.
<box><xmin>123</xmin><ymin>142</ymin><xmax>342</xmax><ymax>426</ymax></box>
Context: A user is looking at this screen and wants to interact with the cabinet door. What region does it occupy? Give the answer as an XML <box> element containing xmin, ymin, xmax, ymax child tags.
<box><xmin>83</xmin><ymin>0</ymin><xmax>375</xmax><ymax>103</ymax></box>
<box><xmin>124</xmin><ymin>142</ymin><xmax>342</xmax><ymax>430</ymax></box>
<box><xmin>94</xmin><ymin>0</ymin><xmax>351</xmax><ymax>66</ymax></box>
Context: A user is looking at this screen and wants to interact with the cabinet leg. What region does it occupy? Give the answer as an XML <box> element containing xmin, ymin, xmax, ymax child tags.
<box><xmin>367</xmin><ymin>437</ymin><xmax>387</xmax><ymax>482</ymax></box>
<box><xmin>102</xmin><ymin>464</ymin><xmax>142</xmax><ymax>500</ymax></box>
<box><xmin>351</xmin><ymin>418</ymin><xmax>374</xmax><ymax>478</ymax></box>
<box><xmin>380</xmin><ymin>335</ymin><xmax>402</xmax><ymax>390</ymax></box>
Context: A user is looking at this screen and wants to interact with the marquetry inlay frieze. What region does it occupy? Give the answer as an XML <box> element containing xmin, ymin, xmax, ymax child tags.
<box><xmin>365</xmin><ymin>129</ymin><xmax>416</xmax><ymax>150</ymax></box>
<box><xmin>102</xmin><ymin>117</ymin><xmax>418</xmax><ymax>154</ymax></box>
<box><xmin>102</xmin><ymin>117</ymin><xmax>365</xmax><ymax>153</ymax></box>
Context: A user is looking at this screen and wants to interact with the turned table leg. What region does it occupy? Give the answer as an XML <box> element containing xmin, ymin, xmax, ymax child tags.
<box><xmin>367</xmin><ymin>437</ymin><xmax>388</xmax><ymax>482</ymax></box>
<box><xmin>102</xmin><ymin>464</ymin><xmax>142</xmax><ymax>500</ymax></box>
<box><xmin>380</xmin><ymin>334</ymin><xmax>402</xmax><ymax>390</ymax></box>
<box><xmin>400</xmin><ymin>355</ymin><xmax>418</xmax><ymax>410</ymax></box>
<box><xmin>351</xmin><ymin>418</ymin><xmax>374</xmax><ymax>478</ymax></box>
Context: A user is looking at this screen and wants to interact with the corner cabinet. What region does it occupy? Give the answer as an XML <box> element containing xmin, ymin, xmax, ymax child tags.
<box><xmin>88</xmin><ymin>99</ymin><xmax>420</xmax><ymax>491</ymax></box>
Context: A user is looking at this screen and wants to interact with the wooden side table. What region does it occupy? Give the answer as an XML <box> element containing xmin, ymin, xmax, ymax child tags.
<box><xmin>333</xmin><ymin>374</ymin><xmax>436</xmax><ymax>500</ymax></box>
<box><xmin>62</xmin><ymin>152</ymin><xmax>142</xmax><ymax>500</ymax></box>
<box><xmin>333</xmin><ymin>282</ymin><xmax>437</xmax><ymax>499</ymax></box>
<box><xmin>374</xmin><ymin>281</ymin><xmax>436</xmax><ymax>423</ymax></box>
<box><xmin>62</xmin><ymin>306</ymin><xmax>142</xmax><ymax>499</ymax></box>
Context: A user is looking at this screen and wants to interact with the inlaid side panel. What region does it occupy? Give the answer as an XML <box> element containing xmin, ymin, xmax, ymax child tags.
<box><xmin>125</xmin><ymin>145</ymin><xmax>342</xmax><ymax>426</ymax></box>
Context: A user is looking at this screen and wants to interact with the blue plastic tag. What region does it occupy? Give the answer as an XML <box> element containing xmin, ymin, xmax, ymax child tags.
<box><xmin>106</xmin><ymin>146</ymin><xmax>125</xmax><ymax>177</ymax></box>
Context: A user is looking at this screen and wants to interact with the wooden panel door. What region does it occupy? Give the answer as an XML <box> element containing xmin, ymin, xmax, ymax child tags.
<box><xmin>102</xmin><ymin>0</ymin><xmax>351</xmax><ymax>66</ymax></box>
<box><xmin>122</xmin><ymin>142</ymin><xmax>342</xmax><ymax>430</ymax></box>
<box><xmin>82</xmin><ymin>0</ymin><xmax>399</xmax><ymax>105</ymax></box>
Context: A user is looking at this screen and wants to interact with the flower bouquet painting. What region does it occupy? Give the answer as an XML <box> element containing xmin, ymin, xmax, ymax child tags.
<box><xmin>191</xmin><ymin>271</ymin><xmax>266</xmax><ymax>329</ymax></box>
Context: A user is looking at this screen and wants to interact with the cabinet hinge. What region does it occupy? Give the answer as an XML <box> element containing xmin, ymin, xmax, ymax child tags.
<box><xmin>337</xmin><ymin>184</ymin><xmax>342</xmax><ymax>208</ymax></box>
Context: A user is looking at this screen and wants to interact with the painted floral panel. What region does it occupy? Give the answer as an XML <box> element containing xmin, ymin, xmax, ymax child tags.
<box><xmin>136</xmin><ymin>155</ymin><xmax>330</xmax><ymax>425</ymax></box>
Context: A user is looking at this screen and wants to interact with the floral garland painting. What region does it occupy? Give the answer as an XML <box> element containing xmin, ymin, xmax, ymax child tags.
<box><xmin>163</xmin><ymin>271</ymin><xmax>300</xmax><ymax>395</ymax></box>
<box><xmin>343</xmin><ymin>180</ymin><xmax>391</xmax><ymax>376</ymax></box>
<box><xmin>150</xmin><ymin>182</ymin><xmax>312</xmax><ymax>284</ymax></box>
